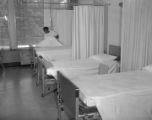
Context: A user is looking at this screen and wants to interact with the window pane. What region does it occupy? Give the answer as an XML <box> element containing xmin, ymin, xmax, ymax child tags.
<box><xmin>0</xmin><ymin>0</ymin><xmax>9</xmax><ymax>48</ymax></box>
<box><xmin>15</xmin><ymin>0</ymin><xmax>44</xmax><ymax>46</ymax></box>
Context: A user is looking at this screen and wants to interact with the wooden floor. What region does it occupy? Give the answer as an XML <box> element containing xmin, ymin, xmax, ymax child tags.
<box><xmin>0</xmin><ymin>67</ymin><xmax>68</xmax><ymax>120</ymax></box>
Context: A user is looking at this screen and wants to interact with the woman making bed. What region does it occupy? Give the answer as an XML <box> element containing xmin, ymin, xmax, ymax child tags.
<box><xmin>32</xmin><ymin>27</ymin><xmax>72</xmax><ymax>74</ymax></box>
<box><xmin>36</xmin><ymin>27</ymin><xmax>62</xmax><ymax>47</ymax></box>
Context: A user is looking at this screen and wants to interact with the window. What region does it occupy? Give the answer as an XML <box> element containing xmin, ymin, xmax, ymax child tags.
<box><xmin>0</xmin><ymin>0</ymin><xmax>10</xmax><ymax>49</ymax></box>
<box><xmin>15</xmin><ymin>0</ymin><xmax>44</xmax><ymax>47</ymax></box>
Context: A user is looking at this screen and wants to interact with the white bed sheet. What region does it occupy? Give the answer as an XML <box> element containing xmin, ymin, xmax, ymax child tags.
<box><xmin>69</xmin><ymin>70</ymin><xmax>152</xmax><ymax>120</ymax></box>
<box><xmin>36</xmin><ymin>35</ymin><xmax>62</xmax><ymax>47</ymax></box>
<box><xmin>47</xmin><ymin>59</ymin><xmax>100</xmax><ymax>79</ymax></box>
<box><xmin>35</xmin><ymin>46</ymin><xmax>72</xmax><ymax>61</ymax></box>
<box><xmin>46</xmin><ymin>59</ymin><xmax>118</xmax><ymax>79</ymax></box>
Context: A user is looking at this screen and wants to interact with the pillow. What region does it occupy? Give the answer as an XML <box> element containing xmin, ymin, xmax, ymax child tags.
<box><xmin>142</xmin><ymin>64</ymin><xmax>152</xmax><ymax>72</ymax></box>
<box><xmin>89</xmin><ymin>54</ymin><xmax>117</xmax><ymax>62</ymax></box>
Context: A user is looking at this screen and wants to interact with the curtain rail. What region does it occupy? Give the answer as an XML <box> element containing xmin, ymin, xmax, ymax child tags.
<box><xmin>21</xmin><ymin>1</ymin><xmax>110</xmax><ymax>6</ymax></box>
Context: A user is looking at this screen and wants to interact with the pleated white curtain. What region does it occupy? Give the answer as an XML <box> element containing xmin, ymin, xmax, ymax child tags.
<box><xmin>121</xmin><ymin>0</ymin><xmax>152</xmax><ymax>72</ymax></box>
<box><xmin>72</xmin><ymin>6</ymin><xmax>104</xmax><ymax>59</ymax></box>
<box><xmin>50</xmin><ymin>10</ymin><xmax>73</xmax><ymax>46</ymax></box>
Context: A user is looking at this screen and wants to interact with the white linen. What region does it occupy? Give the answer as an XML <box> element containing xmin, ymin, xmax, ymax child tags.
<box><xmin>36</xmin><ymin>35</ymin><xmax>62</xmax><ymax>47</ymax></box>
<box><xmin>90</xmin><ymin>54</ymin><xmax>117</xmax><ymax>62</ymax></box>
<box><xmin>47</xmin><ymin>59</ymin><xmax>100</xmax><ymax>79</ymax></box>
<box><xmin>70</xmin><ymin>71</ymin><xmax>152</xmax><ymax>120</ymax></box>
<box><xmin>99</xmin><ymin>60</ymin><xmax>120</xmax><ymax>74</ymax></box>
<box><xmin>35</xmin><ymin>46</ymin><xmax>72</xmax><ymax>61</ymax></box>
<box><xmin>58</xmin><ymin>60</ymin><xmax>119</xmax><ymax>107</ymax></box>
<box><xmin>143</xmin><ymin>64</ymin><xmax>152</xmax><ymax>72</ymax></box>
<box><xmin>47</xmin><ymin>59</ymin><xmax>118</xmax><ymax>79</ymax></box>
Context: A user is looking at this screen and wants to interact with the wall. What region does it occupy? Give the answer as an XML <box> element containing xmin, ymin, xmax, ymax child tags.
<box><xmin>107</xmin><ymin>0</ymin><xmax>122</xmax><ymax>52</ymax></box>
<box><xmin>1</xmin><ymin>48</ymin><xmax>32</xmax><ymax>65</ymax></box>
<box><xmin>1</xmin><ymin>49</ymin><xmax>20</xmax><ymax>63</ymax></box>
<box><xmin>44</xmin><ymin>0</ymin><xmax>51</xmax><ymax>27</ymax></box>
<box><xmin>51</xmin><ymin>10</ymin><xmax>73</xmax><ymax>46</ymax></box>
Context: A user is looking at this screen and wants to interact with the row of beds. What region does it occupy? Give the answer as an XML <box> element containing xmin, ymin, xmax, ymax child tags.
<box><xmin>32</xmin><ymin>43</ymin><xmax>152</xmax><ymax>120</ymax></box>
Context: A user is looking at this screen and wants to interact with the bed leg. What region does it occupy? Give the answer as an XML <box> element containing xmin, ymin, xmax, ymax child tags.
<box><xmin>42</xmin><ymin>67</ymin><xmax>45</xmax><ymax>97</ymax></box>
<box><xmin>58</xmin><ymin>104</ymin><xmax>62</xmax><ymax>120</ymax></box>
<box><xmin>75</xmin><ymin>89</ymin><xmax>79</xmax><ymax>120</ymax></box>
<box><xmin>32</xmin><ymin>61</ymin><xmax>36</xmax><ymax>75</ymax></box>
<box><xmin>57</xmin><ymin>82</ymin><xmax>62</xmax><ymax>120</ymax></box>
<box><xmin>36</xmin><ymin>71</ymin><xmax>40</xmax><ymax>86</ymax></box>
<box><xmin>56</xmin><ymin>93</ymin><xmax>63</xmax><ymax>120</ymax></box>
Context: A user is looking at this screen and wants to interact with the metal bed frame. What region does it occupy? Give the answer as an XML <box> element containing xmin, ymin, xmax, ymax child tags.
<box><xmin>31</xmin><ymin>47</ymin><xmax>44</xmax><ymax>86</ymax></box>
<box><xmin>31</xmin><ymin>47</ymin><xmax>38</xmax><ymax>76</ymax></box>
<box><xmin>34</xmin><ymin>45</ymin><xmax>121</xmax><ymax>99</ymax></box>
<box><xmin>29</xmin><ymin>47</ymin><xmax>56</xmax><ymax>97</ymax></box>
<box><xmin>32</xmin><ymin>46</ymin><xmax>61</xmax><ymax>98</ymax></box>
<box><xmin>37</xmin><ymin>55</ymin><xmax>57</xmax><ymax>97</ymax></box>
<box><xmin>57</xmin><ymin>71</ymin><xmax>102</xmax><ymax>120</ymax></box>
<box><xmin>56</xmin><ymin>45</ymin><xmax>121</xmax><ymax>120</ymax></box>
<box><xmin>31</xmin><ymin>45</ymin><xmax>71</xmax><ymax>81</ymax></box>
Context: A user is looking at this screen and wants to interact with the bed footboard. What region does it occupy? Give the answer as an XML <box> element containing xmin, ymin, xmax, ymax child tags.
<box><xmin>38</xmin><ymin>57</ymin><xmax>56</xmax><ymax>97</ymax></box>
<box><xmin>36</xmin><ymin>56</ymin><xmax>43</xmax><ymax>86</ymax></box>
<box><xmin>57</xmin><ymin>71</ymin><xmax>102</xmax><ymax>120</ymax></box>
<box><xmin>57</xmin><ymin>71</ymin><xmax>79</xmax><ymax>120</ymax></box>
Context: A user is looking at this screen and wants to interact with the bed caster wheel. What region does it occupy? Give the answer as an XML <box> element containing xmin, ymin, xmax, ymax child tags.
<box><xmin>41</xmin><ymin>93</ymin><xmax>45</xmax><ymax>97</ymax></box>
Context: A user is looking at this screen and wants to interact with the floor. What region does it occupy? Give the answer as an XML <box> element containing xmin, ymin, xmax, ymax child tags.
<box><xmin>0</xmin><ymin>66</ymin><xmax>68</xmax><ymax>120</ymax></box>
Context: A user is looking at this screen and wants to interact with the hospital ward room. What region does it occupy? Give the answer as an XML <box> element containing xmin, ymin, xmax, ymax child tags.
<box><xmin>1</xmin><ymin>0</ymin><xmax>152</xmax><ymax>120</ymax></box>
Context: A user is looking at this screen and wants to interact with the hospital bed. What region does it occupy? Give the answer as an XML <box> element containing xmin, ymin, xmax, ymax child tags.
<box><xmin>31</xmin><ymin>35</ymin><xmax>72</xmax><ymax>74</ymax></box>
<box><xmin>37</xmin><ymin>45</ymin><xmax>120</xmax><ymax>97</ymax></box>
<box><xmin>57</xmin><ymin>68</ymin><xmax>152</xmax><ymax>120</ymax></box>
<box><xmin>35</xmin><ymin>46</ymin><xmax>72</xmax><ymax>82</ymax></box>
<box><xmin>32</xmin><ymin>35</ymin><xmax>63</xmax><ymax>68</ymax></box>
<box><xmin>32</xmin><ymin>46</ymin><xmax>72</xmax><ymax>76</ymax></box>
<box><xmin>38</xmin><ymin>53</ymin><xmax>120</xmax><ymax>97</ymax></box>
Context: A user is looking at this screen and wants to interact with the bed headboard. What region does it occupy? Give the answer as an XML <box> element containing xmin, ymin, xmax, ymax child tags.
<box><xmin>109</xmin><ymin>45</ymin><xmax>121</xmax><ymax>61</ymax></box>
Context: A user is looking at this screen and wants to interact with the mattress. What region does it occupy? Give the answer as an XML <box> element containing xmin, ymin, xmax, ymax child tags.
<box><xmin>69</xmin><ymin>70</ymin><xmax>152</xmax><ymax>120</ymax></box>
<box><xmin>46</xmin><ymin>59</ymin><xmax>118</xmax><ymax>79</ymax></box>
<box><xmin>35</xmin><ymin>46</ymin><xmax>72</xmax><ymax>61</ymax></box>
<box><xmin>46</xmin><ymin>59</ymin><xmax>100</xmax><ymax>79</ymax></box>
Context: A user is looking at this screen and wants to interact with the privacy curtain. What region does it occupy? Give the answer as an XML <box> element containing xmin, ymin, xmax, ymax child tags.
<box><xmin>121</xmin><ymin>0</ymin><xmax>152</xmax><ymax>71</ymax></box>
<box><xmin>50</xmin><ymin>10</ymin><xmax>73</xmax><ymax>46</ymax></box>
<box><xmin>72</xmin><ymin>6</ymin><xmax>104</xmax><ymax>59</ymax></box>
